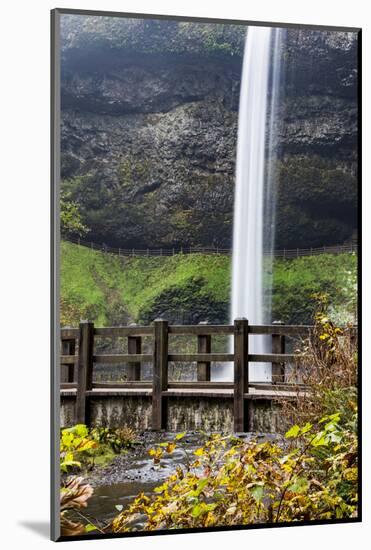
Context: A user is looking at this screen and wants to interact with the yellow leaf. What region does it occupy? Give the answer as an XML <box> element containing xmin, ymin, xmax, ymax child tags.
<box><xmin>194</xmin><ymin>448</ymin><xmax>205</xmax><ymax>457</ymax></box>
<box><xmin>166</xmin><ymin>443</ymin><xmax>176</xmax><ymax>454</ymax></box>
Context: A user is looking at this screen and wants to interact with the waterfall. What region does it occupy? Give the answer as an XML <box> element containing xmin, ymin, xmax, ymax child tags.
<box><xmin>213</xmin><ymin>26</ymin><xmax>283</xmax><ymax>382</ymax></box>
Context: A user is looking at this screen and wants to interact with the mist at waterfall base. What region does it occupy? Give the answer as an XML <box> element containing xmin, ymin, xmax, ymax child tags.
<box><xmin>212</xmin><ymin>26</ymin><xmax>284</xmax><ymax>382</ymax></box>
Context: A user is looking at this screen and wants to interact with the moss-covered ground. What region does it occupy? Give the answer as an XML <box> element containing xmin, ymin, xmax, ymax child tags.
<box><xmin>61</xmin><ymin>240</ymin><xmax>357</xmax><ymax>327</ymax></box>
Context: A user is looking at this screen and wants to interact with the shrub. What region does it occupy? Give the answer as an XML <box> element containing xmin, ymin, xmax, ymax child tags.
<box><xmin>279</xmin><ymin>298</ymin><xmax>357</xmax><ymax>429</ymax></box>
<box><xmin>90</xmin><ymin>426</ymin><xmax>137</xmax><ymax>453</ymax></box>
<box><xmin>111</xmin><ymin>412</ymin><xmax>357</xmax><ymax>532</ymax></box>
<box><xmin>60</xmin><ymin>424</ymin><xmax>137</xmax><ymax>474</ymax></box>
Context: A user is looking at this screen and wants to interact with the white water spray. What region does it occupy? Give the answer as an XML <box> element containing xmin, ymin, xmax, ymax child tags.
<box><xmin>214</xmin><ymin>26</ymin><xmax>283</xmax><ymax>381</ymax></box>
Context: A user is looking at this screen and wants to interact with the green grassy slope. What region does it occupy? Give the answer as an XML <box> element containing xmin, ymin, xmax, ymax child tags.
<box><xmin>61</xmin><ymin>241</ymin><xmax>230</xmax><ymax>326</ymax></box>
<box><xmin>272</xmin><ymin>254</ymin><xmax>357</xmax><ymax>324</ymax></box>
<box><xmin>61</xmin><ymin>241</ymin><xmax>357</xmax><ymax>327</ymax></box>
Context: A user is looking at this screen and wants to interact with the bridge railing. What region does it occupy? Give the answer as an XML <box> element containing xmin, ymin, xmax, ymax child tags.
<box><xmin>60</xmin><ymin>320</ymin><xmax>356</xmax><ymax>432</ymax></box>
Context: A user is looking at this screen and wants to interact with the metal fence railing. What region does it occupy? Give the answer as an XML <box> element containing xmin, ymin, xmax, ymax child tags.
<box><xmin>64</xmin><ymin>236</ymin><xmax>358</xmax><ymax>259</ymax></box>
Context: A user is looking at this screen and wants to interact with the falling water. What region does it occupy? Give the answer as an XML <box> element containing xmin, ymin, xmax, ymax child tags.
<box><xmin>214</xmin><ymin>26</ymin><xmax>283</xmax><ymax>381</ymax></box>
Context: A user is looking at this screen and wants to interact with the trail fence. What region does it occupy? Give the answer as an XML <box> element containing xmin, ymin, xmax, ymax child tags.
<box><xmin>64</xmin><ymin>236</ymin><xmax>358</xmax><ymax>259</ymax></box>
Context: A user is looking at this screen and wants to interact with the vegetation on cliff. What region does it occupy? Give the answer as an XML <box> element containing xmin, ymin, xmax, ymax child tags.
<box><xmin>61</xmin><ymin>241</ymin><xmax>357</xmax><ymax>327</ymax></box>
<box><xmin>61</xmin><ymin>16</ymin><xmax>246</xmax><ymax>57</ymax></box>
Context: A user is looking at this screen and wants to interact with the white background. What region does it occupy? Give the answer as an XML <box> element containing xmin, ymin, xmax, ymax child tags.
<box><xmin>0</xmin><ymin>0</ymin><xmax>369</xmax><ymax>547</ymax></box>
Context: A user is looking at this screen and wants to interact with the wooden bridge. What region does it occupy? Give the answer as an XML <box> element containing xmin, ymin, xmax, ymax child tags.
<box><xmin>60</xmin><ymin>319</ymin><xmax>331</xmax><ymax>432</ymax></box>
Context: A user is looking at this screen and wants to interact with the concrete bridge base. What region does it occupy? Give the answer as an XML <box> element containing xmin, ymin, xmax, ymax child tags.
<box><xmin>61</xmin><ymin>388</ymin><xmax>289</xmax><ymax>433</ymax></box>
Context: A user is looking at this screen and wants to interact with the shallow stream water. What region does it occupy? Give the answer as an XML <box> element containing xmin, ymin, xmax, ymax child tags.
<box><xmin>85</xmin><ymin>432</ymin><xmax>208</xmax><ymax>527</ymax></box>
<box><xmin>83</xmin><ymin>431</ymin><xmax>277</xmax><ymax>529</ymax></box>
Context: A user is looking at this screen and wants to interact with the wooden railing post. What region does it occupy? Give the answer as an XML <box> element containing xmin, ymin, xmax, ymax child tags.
<box><xmin>272</xmin><ymin>321</ymin><xmax>285</xmax><ymax>384</ymax></box>
<box><xmin>233</xmin><ymin>318</ymin><xmax>249</xmax><ymax>432</ymax></box>
<box><xmin>61</xmin><ymin>337</ymin><xmax>76</xmax><ymax>383</ymax></box>
<box><xmin>197</xmin><ymin>321</ymin><xmax>211</xmax><ymax>381</ymax></box>
<box><xmin>76</xmin><ymin>321</ymin><xmax>94</xmax><ymax>425</ymax></box>
<box><xmin>152</xmin><ymin>319</ymin><xmax>168</xmax><ymax>430</ymax></box>
<box><xmin>127</xmin><ymin>324</ymin><xmax>141</xmax><ymax>381</ymax></box>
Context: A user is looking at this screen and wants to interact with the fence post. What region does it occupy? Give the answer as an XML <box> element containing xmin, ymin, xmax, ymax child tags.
<box><xmin>61</xmin><ymin>337</ymin><xmax>76</xmax><ymax>383</ymax></box>
<box><xmin>127</xmin><ymin>324</ymin><xmax>141</xmax><ymax>381</ymax></box>
<box><xmin>233</xmin><ymin>318</ymin><xmax>249</xmax><ymax>432</ymax></box>
<box><xmin>197</xmin><ymin>321</ymin><xmax>211</xmax><ymax>381</ymax></box>
<box><xmin>272</xmin><ymin>321</ymin><xmax>285</xmax><ymax>384</ymax></box>
<box><xmin>152</xmin><ymin>319</ymin><xmax>168</xmax><ymax>430</ymax></box>
<box><xmin>76</xmin><ymin>321</ymin><xmax>94</xmax><ymax>424</ymax></box>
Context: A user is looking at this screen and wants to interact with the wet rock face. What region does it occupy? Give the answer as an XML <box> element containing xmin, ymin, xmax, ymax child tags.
<box><xmin>62</xmin><ymin>53</ymin><xmax>242</xmax><ymax>115</ymax></box>
<box><xmin>60</xmin><ymin>18</ymin><xmax>358</xmax><ymax>249</ymax></box>
<box><xmin>285</xmin><ymin>30</ymin><xmax>358</xmax><ymax>98</ymax></box>
<box><xmin>280</xmin><ymin>96</ymin><xmax>357</xmax><ymax>156</ymax></box>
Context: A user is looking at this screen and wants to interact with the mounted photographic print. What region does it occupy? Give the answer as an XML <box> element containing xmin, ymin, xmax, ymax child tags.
<box><xmin>51</xmin><ymin>8</ymin><xmax>361</xmax><ymax>541</ymax></box>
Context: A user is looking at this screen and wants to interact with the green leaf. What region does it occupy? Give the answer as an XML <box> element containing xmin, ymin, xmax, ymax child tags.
<box><xmin>288</xmin><ymin>477</ymin><xmax>309</xmax><ymax>494</ymax></box>
<box><xmin>189</xmin><ymin>478</ymin><xmax>209</xmax><ymax>497</ymax></box>
<box><xmin>285</xmin><ymin>425</ymin><xmax>300</xmax><ymax>438</ymax></box>
<box><xmin>311</xmin><ymin>434</ymin><xmax>328</xmax><ymax>447</ymax></box>
<box><xmin>301</xmin><ymin>422</ymin><xmax>313</xmax><ymax>434</ymax></box>
<box><xmin>73</xmin><ymin>424</ymin><xmax>89</xmax><ymax>438</ymax></box>
<box><xmin>319</xmin><ymin>413</ymin><xmax>341</xmax><ymax>424</ymax></box>
<box><xmin>85</xmin><ymin>524</ymin><xmax>97</xmax><ymax>533</ymax></box>
<box><xmin>191</xmin><ymin>502</ymin><xmax>216</xmax><ymax>518</ymax></box>
<box><xmin>191</xmin><ymin>504</ymin><xmax>203</xmax><ymax>518</ymax></box>
<box><xmin>175</xmin><ymin>431</ymin><xmax>187</xmax><ymax>440</ymax></box>
<box><xmin>250</xmin><ymin>485</ymin><xmax>264</xmax><ymax>503</ymax></box>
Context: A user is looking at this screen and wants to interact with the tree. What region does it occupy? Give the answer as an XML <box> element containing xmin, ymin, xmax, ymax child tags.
<box><xmin>60</xmin><ymin>189</ymin><xmax>89</xmax><ymax>237</ymax></box>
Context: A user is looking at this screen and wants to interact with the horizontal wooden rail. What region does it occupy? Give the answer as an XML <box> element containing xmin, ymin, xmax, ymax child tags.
<box><xmin>61</xmin><ymin>328</ymin><xmax>79</xmax><ymax>338</ymax></box>
<box><xmin>92</xmin><ymin>381</ymin><xmax>152</xmax><ymax>389</ymax></box>
<box><xmin>93</xmin><ymin>353</ymin><xmax>152</xmax><ymax>363</ymax></box>
<box><xmin>62</xmin><ymin>324</ymin><xmax>356</xmax><ymax>339</ymax></box>
<box><xmin>169</xmin><ymin>353</ymin><xmax>234</xmax><ymax>362</ymax></box>
<box><xmin>249</xmin><ymin>325</ymin><xmax>312</xmax><ymax>335</ymax></box>
<box><xmin>88</xmin><ymin>381</ymin><xmax>306</xmax><ymax>391</ymax></box>
<box><xmin>249</xmin><ymin>353</ymin><xmax>301</xmax><ymax>362</ymax></box>
<box><xmin>60</xmin><ymin>355</ymin><xmax>76</xmax><ymax>364</ymax></box>
<box><xmin>94</xmin><ymin>326</ymin><xmax>153</xmax><ymax>337</ymax></box>
<box><xmin>169</xmin><ymin>325</ymin><xmax>234</xmax><ymax>335</ymax></box>
<box><xmin>62</xmin><ymin>351</ymin><xmax>301</xmax><ymax>366</ymax></box>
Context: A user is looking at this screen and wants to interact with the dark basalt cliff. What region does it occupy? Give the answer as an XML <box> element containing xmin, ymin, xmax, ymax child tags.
<box><xmin>60</xmin><ymin>16</ymin><xmax>358</xmax><ymax>249</ymax></box>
